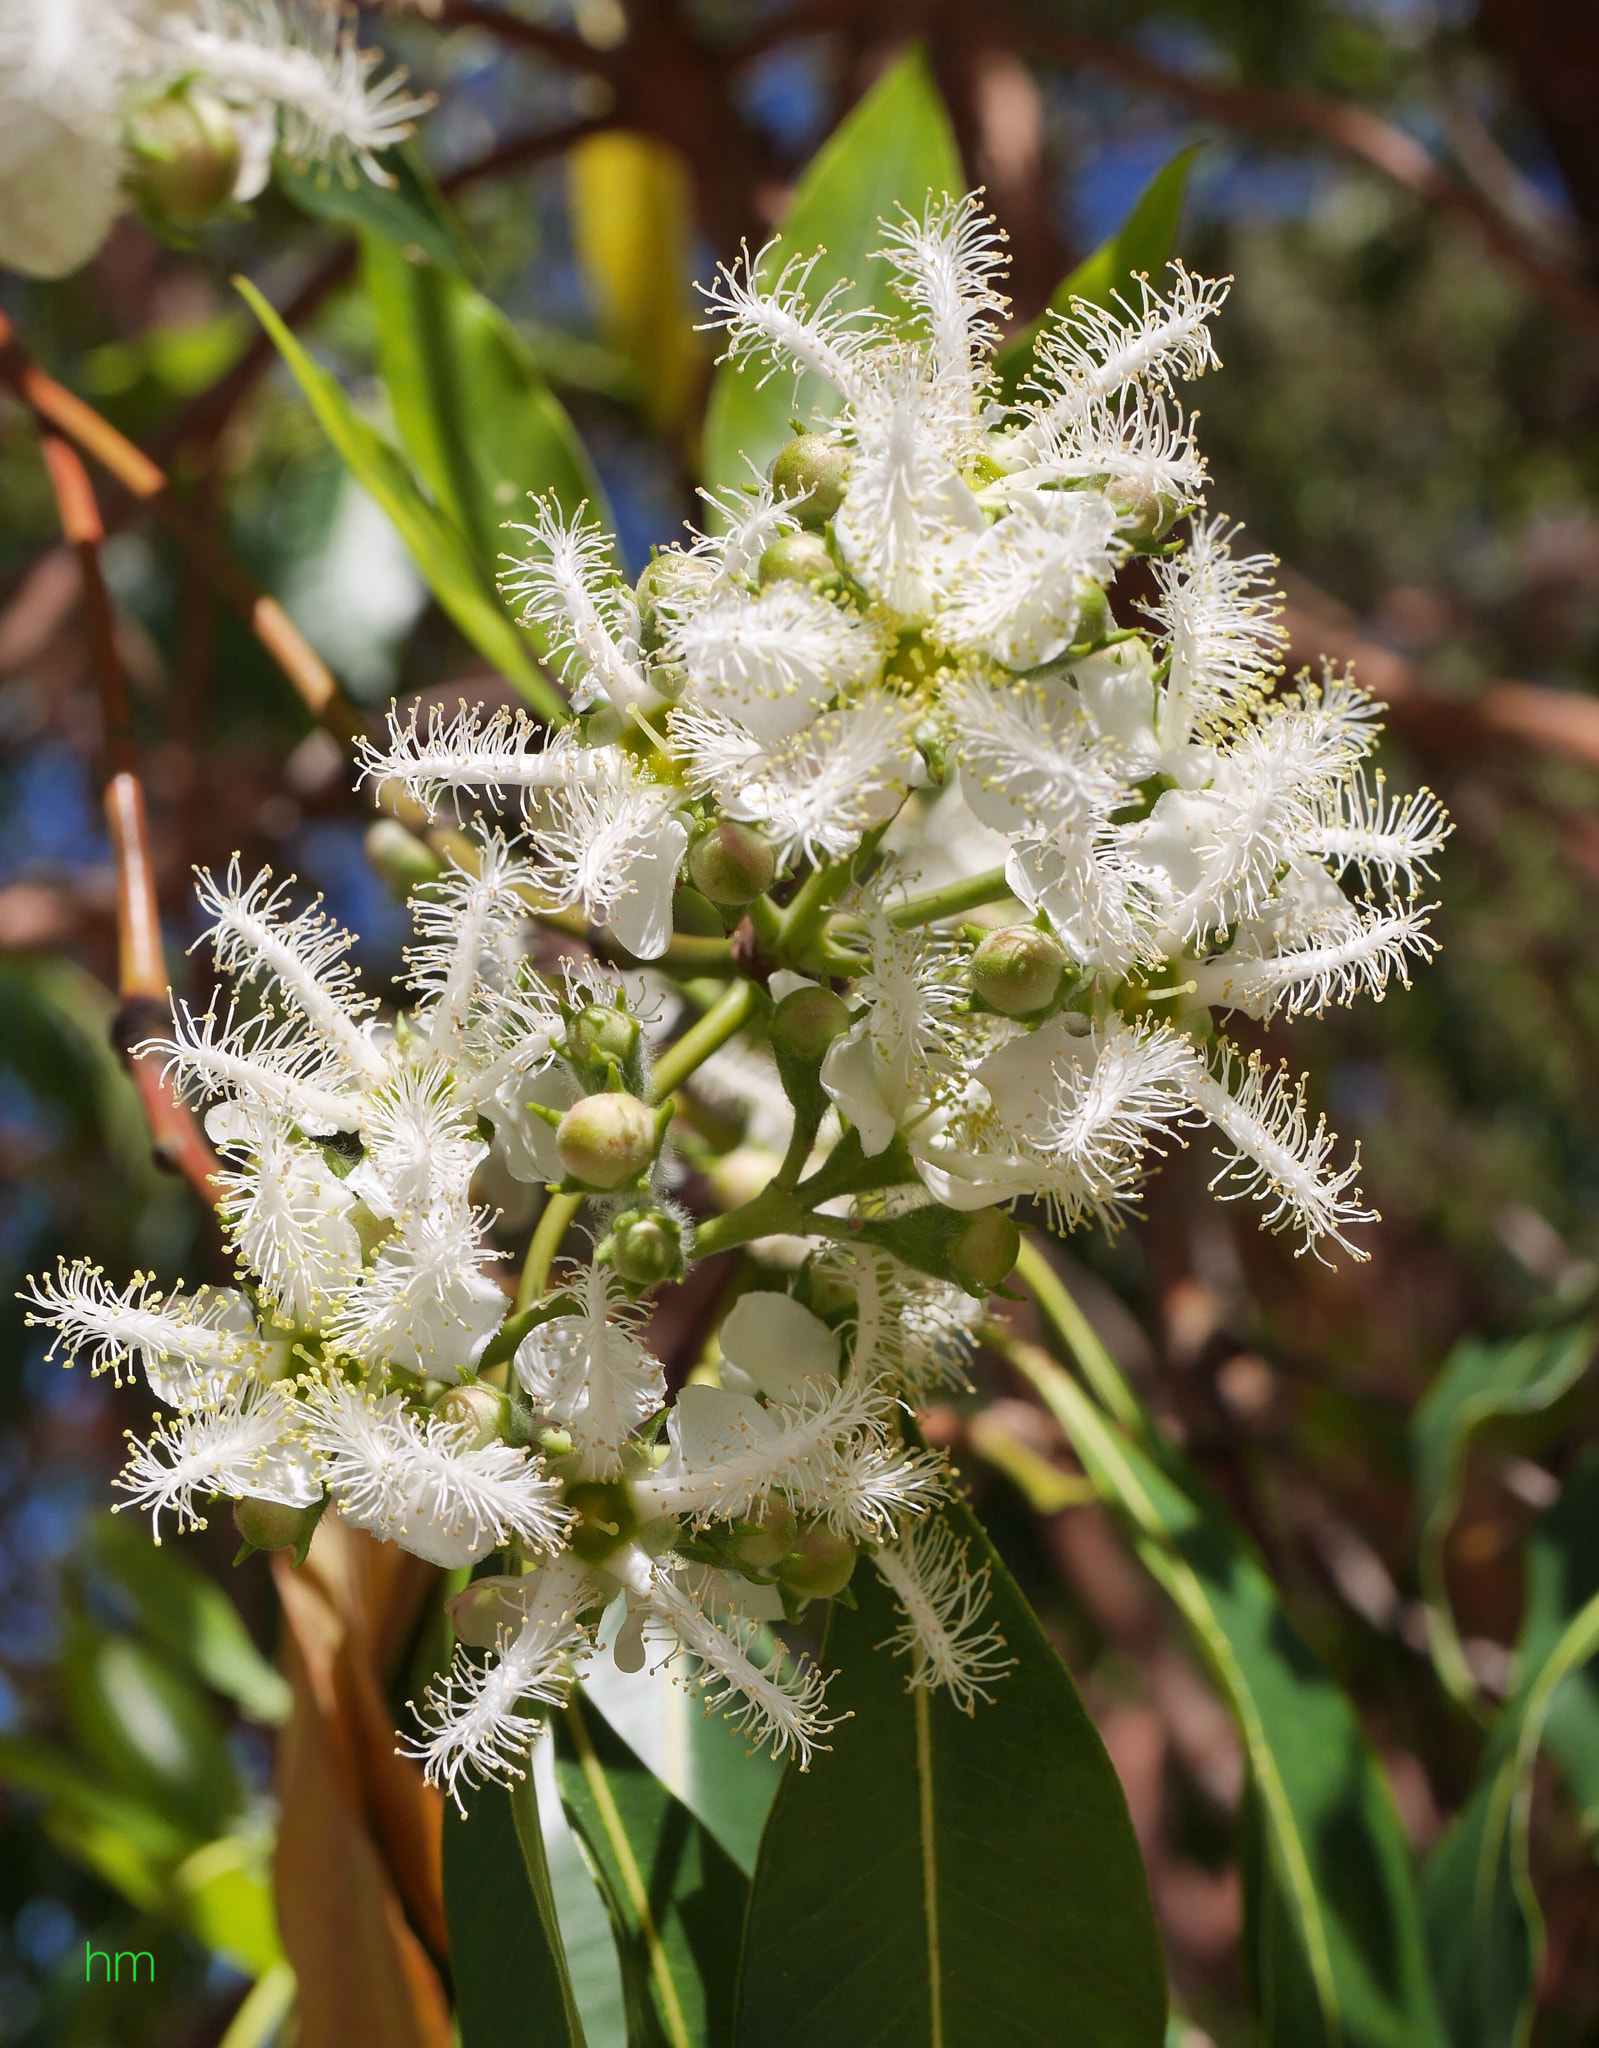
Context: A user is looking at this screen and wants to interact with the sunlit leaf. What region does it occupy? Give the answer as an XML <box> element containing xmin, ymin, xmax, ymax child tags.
<box><xmin>174</xmin><ymin>1834</ymin><xmax>283</xmax><ymax>1978</ymax></box>
<box><xmin>93</xmin><ymin>1514</ymin><xmax>291</xmax><ymax>1724</ymax></box>
<box><xmin>732</xmin><ymin>1488</ymin><xmax>1164</xmax><ymax>2048</ymax></box>
<box><xmin>277</xmin><ymin>149</ymin><xmax>471</xmax><ymax>277</ymax></box>
<box><xmin>362</xmin><ymin>233</ymin><xmax>609</xmax><ymax>584</ymax></box>
<box><xmin>236</xmin><ymin>277</ymin><xmax>565</xmax><ymax>720</ymax></box>
<box><xmin>700</xmin><ymin>45</ymin><xmax>962</xmax><ymax>503</ymax></box>
<box><xmin>1411</xmin><ymin>1322</ymin><xmax>1592</xmax><ymax>1704</ymax></box>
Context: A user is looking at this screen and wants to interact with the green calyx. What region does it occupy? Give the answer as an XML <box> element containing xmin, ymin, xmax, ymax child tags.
<box><xmin>757</xmin><ymin>531</ymin><xmax>837</xmax><ymax>588</ymax></box>
<box><xmin>556</xmin><ymin>1090</ymin><xmax>661</xmax><ymax>1191</ymax></box>
<box><xmin>601</xmin><ymin>1204</ymin><xmax>687</xmax><ymax>1286</ymax></box>
<box><xmin>232</xmin><ymin>1494</ymin><xmax>326</xmax><ymax>1568</ymax></box>
<box><xmin>770</xmin><ymin>985</ymin><xmax>852</xmax><ymax>1062</ymax></box>
<box><xmin>688</xmin><ymin>819</ymin><xmax>778</xmax><ymax>907</ymax></box>
<box><xmin>565</xmin><ymin>1479</ymin><xmax>639</xmax><ymax>1565</ymax></box>
<box><xmin>768</xmin><ymin>434</ymin><xmax>851</xmax><ymax>526</ymax></box>
<box><xmin>123</xmin><ymin>82</ymin><xmax>240</xmax><ymax>230</ymax></box>
<box><xmin>970</xmin><ymin>924</ymin><xmax>1067</xmax><ymax>1018</ymax></box>
<box><xmin>775</xmin><ymin>1523</ymin><xmax>858</xmax><ymax>1606</ymax></box>
<box><xmin>431</xmin><ymin>1379</ymin><xmax>509</xmax><ymax>1447</ymax></box>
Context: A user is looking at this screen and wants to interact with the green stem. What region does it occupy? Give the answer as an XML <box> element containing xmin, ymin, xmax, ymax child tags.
<box><xmin>649</xmin><ymin>977</ymin><xmax>762</xmax><ymax>1103</ymax></box>
<box><xmin>777</xmin><ymin>819</ymin><xmax>892</xmax><ymax>967</ymax></box>
<box><xmin>518</xmin><ymin>1191</ymin><xmax>583</xmax><ymax>1308</ymax></box>
<box><xmin>691</xmin><ymin>1183</ymin><xmax>808</xmax><ymax>1258</ymax></box>
<box><xmin>888</xmin><ymin>865</ymin><xmax>1014</xmax><ymax>929</ymax></box>
<box><xmin>745</xmin><ymin>892</ymin><xmax>783</xmax><ymax>952</ymax></box>
<box><xmin>1013</xmin><ymin>1236</ymin><xmax>1146</xmax><ymax>1438</ymax></box>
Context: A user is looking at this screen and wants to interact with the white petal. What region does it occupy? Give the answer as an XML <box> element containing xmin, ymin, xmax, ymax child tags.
<box><xmin>719</xmin><ymin>1292</ymin><xmax>839</xmax><ymax>1403</ymax></box>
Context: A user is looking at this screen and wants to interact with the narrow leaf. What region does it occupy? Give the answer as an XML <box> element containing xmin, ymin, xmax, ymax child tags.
<box><xmin>555</xmin><ymin>1694</ymin><xmax>747</xmax><ymax>2048</ymax></box>
<box><xmin>444</xmin><ymin>1767</ymin><xmax>590</xmax><ymax>2048</ymax></box>
<box><xmin>1411</xmin><ymin>1322</ymin><xmax>1592</xmax><ymax>1703</ymax></box>
<box><xmin>994</xmin><ymin>144</ymin><xmax>1203</xmax><ymax>399</ymax></box>
<box><xmin>93</xmin><ymin>1513</ymin><xmax>290</xmax><ymax>1724</ymax></box>
<box><xmin>1007</xmin><ymin>1317</ymin><xmax>1443</xmax><ymax>2048</ymax></box>
<box><xmin>277</xmin><ymin>149</ymin><xmax>471</xmax><ymax>277</ymax></box>
<box><xmin>1422</xmin><ymin>1449</ymin><xmax>1599</xmax><ymax>2048</ymax></box>
<box><xmin>732</xmin><ymin>1489</ymin><xmax>1165</xmax><ymax>2048</ymax></box>
<box><xmin>700</xmin><ymin>45</ymin><xmax>962</xmax><ymax>501</ymax></box>
<box><xmin>235</xmin><ymin>277</ymin><xmax>565</xmax><ymax>720</ymax></box>
<box><xmin>361</xmin><ymin>233</ymin><xmax>610</xmax><ymax>582</ymax></box>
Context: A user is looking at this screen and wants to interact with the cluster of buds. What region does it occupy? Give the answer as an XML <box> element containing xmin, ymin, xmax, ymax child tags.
<box><xmin>24</xmin><ymin>196</ymin><xmax>1446</xmax><ymax>1801</ymax></box>
<box><xmin>0</xmin><ymin>0</ymin><xmax>429</xmax><ymax>277</ymax></box>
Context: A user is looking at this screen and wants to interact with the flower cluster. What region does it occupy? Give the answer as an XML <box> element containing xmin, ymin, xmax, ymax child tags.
<box><xmin>24</xmin><ymin>195</ymin><xmax>1446</xmax><ymax>1801</ymax></box>
<box><xmin>0</xmin><ymin>0</ymin><xmax>428</xmax><ymax>278</ymax></box>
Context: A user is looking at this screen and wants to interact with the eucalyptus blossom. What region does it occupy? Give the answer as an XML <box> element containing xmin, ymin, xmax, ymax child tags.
<box><xmin>23</xmin><ymin>195</ymin><xmax>1447</xmax><ymax>1805</ymax></box>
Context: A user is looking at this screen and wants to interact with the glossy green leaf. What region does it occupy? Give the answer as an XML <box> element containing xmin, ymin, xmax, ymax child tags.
<box><xmin>174</xmin><ymin>1834</ymin><xmax>283</xmax><ymax>1977</ymax></box>
<box><xmin>1411</xmin><ymin>1322</ymin><xmax>1592</xmax><ymax>1704</ymax></box>
<box><xmin>93</xmin><ymin>1515</ymin><xmax>290</xmax><ymax>1724</ymax></box>
<box><xmin>1422</xmin><ymin>1449</ymin><xmax>1599</xmax><ymax>2048</ymax></box>
<box><xmin>732</xmin><ymin>1488</ymin><xmax>1164</xmax><ymax>2048</ymax></box>
<box><xmin>277</xmin><ymin>148</ymin><xmax>470</xmax><ymax>276</ymax></box>
<box><xmin>236</xmin><ymin>277</ymin><xmax>565</xmax><ymax>719</ymax></box>
<box><xmin>700</xmin><ymin>45</ymin><xmax>962</xmax><ymax>502</ymax></box>
<box><xmin>362</xmin><ymin>232</ymin><xmax>610</xmax><ymax>587</ymax></box>
<box><xmin>1008</xmin><ymin>1256</ymin><xmax>1443</xmax><ymax>2048</ymax></box>
<box><xmin>535</xmin><ymin>1738</ymin><xmax>629</xmax><ymax>2047</ymax></box>
<box><xmin>555</xmin><ymin>1694</ymin><xmax>747</xmax><ymax>2048</ymax></box>
<box><xmin>444</xmin><ymin>1767</ymin><xmax>590</xmax><ymax>2047</ymax></box>
<box><xmin>994</xmin><ymin>144</ymin><xmax>1203</xmax><ymax>399</ymax></box>
<box><xmin>216</xmin><ymin>1962</ymin><xmax>296</xmax><ymax>2048</ymax></box>
<box><xmin>580</xmin><ymin>1609</ymin><xmax>781</xmax><ymax>1877</ymax></box>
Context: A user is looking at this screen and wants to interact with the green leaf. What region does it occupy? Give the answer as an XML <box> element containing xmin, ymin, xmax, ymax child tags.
<box><xmin>994</xmin><ymin>144</ymin><xmax>1203</xmax><ymax>400</ymax></box>
<box><xmin>277</xmin><ymin>148</ymin><xmax>471</xmax><ymax>277</ymax></box>
<box><xmin>580</xmin><ymin>1612</ymin><xmax>780</xmax><ymax>1878</ymax></box>
<box><xmin>555</xmin><ymin>1694</ymin><xmax>748</xmax><ymax>2048</ymax></box>
<box><xmin>700</xmin><ymin>45</ymin><xmax>962</xmax><ymax>503</ymax></box>
<box><xmin>444</xmin><ymin>1767</ymin><xmax>590</xmax><ymax>2047</ymax></box>
<box><xmin>93</xmin><ymin>1515</ymin><xmax>290</xmax><ymax>1724</ymax></box>
<box><xmin>235</xmin><ymin>276</ymin><xmax>566</xmax><ymax>720</ymax></box>
<box><xmin>1006</xmin><ymin>1285</ymin><xmax>1443</xmax><ymax>2048</ymax></box>
<box><xmin>173</xmin><ymin>1835</ymin><xmax>283</xmax><ymax>1978</ymax></box>
<box><xmin>59</xmin><ymin>1619</ymin><xmax>244</xmax><ymax>1841</ymax></box>
<box><xmin>1411</xmin><ymin>1322</ymin><xmax>1592</xmax><ymax>1704</ymax></box>
<box><xmin>1422</xmin><ymin>1449</ymin><xmax>1599</xmax><ymax>2048</ymax></box>
<box><xmin>361</xmin><ymin>232</ymin><xmax>611</xmax><ymax>587</ymax></box>
<box><xmin>0</xmin><ymin>1734</ymin><xmax>192</xmax><ymax>1912</ymax></box>
<box><xmin>732</xmin><ymin>1489</ymin><xmax>1165</xmax><ymax>2048</ymax></box>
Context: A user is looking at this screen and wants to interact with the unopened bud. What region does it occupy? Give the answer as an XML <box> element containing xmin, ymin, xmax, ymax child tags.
<box><xmin>566</xmin><ymin>1003</ymin><xmax>639</xmax><ymax>1071</ymax></box>
<box><xmin>124</xmin><ymin>84</ymin><xmax>240</xmax><ymax>230</ymax></box>
<box><xmin>635</xmin><ymin>552</ymin><xmax>696</xmax><ymax>651</ymax></box>
<box><xmin>946</xmin><ymin>1208</ymin><xmax>1021</xmax><ymax>1293</ymax></box>
<box><xmin>233</xmin><ymin>1496</ymin><xmax>322</xmax><ymax>1562</ymax></box>
<box><xmin>757</xmin><ymin>532</ymin><xmax>835</xmax><ymax>587</ymax></box>
<box><xmin>688</xmin><ymin>820</ymin><xmax>776</xmax><ymax>907</ymax></box>
<box><xmin>769</xmin><ymin>435</ymin><xmax>851</xmax><ymax>526</ymax></box>
<box><xmin>447</xmin><ymin>1575</ymin><xmax>529</xmax><ymax>1649</ymax></box>
<box><xmin>605</xmin><ymin>1205</ymin><xmax>685</xmax><ymax>1286</ymax></box>
<box><xmin>432</xmin><ymin>1380</ymin><xmax>508</xmax><ymax>1447</ymax></box>
<box><xmin>770</xmin><ymin>985</ymin><xmax>851</xmax><ymax>1062</ymax></box>
<box><xmin>970</xmin><ymin>924</ymin><xmax>1066</xmax><ymax>1017</ymax></box>
<box><xmin>775</xmin><ymin>1523</ymin><xmax>857</xmax><ymax>1601</ymax></box>
<box><xmin>731</xmin><ymin>1496</ymin><xmax>798</xmax><ymax>1571</ymax></box>
<box><xmin>1071</xmin><ymin>577</ymin><xmax>1110</xmax><ymax>647</ymax></box>
<box><xmin>364</xmin><ymin>818</ymin><xmax>441</xmax><ymax>895</ymax></box>
<box><xmin>1108</xmin><ymin>483</ymin><xmax>1179</xmax><ymax>549</ymax></box>
<box><xmin>565</xmin><ymin>1480</ymin><xmax>638</xmax><ymax>1565</ymax></box>
<box><xmin>556</xmin><ymin>1091</ymin><xmax>658</xmax><ymax>1189</ymax></box>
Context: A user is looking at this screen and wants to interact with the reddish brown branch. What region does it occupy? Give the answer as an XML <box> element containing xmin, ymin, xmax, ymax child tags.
<box><xmin>0</xmin><ymin>307</ymin><xmax>359</xmax><ymax>740</ymax></box>
<box><xmin>998</xmin><ymin>12</ymin><xmax>1599</xmax><ymax>342</ymax></box>
<box><xmin>29</xmin><ymin>435</ymin><xmax>222</xmax><ymax>1206</ymax></box>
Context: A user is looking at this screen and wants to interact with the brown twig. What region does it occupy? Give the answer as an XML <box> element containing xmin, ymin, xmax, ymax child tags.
<box><xmin>0</xmin><ymin>307</ymin><xmax>359</xmax><ymax>740</ymax></box>
<box><xmin>33</xmin><ymin>432</ymin><xmax>221</xmax><ymax>1207</ymax></box>
<box><xmin>434</xmin><ymin>0</ymin><xmax>606</xmax><ymax>71</ymax></box>
<box><xmin>998</xmin><ymin>11</ymin><xmax>1599</xmax><ymax>343</ymax></box>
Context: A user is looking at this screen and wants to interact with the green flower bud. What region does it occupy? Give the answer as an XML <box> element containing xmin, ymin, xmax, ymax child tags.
<box><xmin>769</xmin><ymin>435</ymin><xmax>851</xmax><ymax>526</ymax></box>
<box><xmin>1108</xmin><ymin>483</ymin><xmax>1179</xmax><ymax>549</ymax></box>
<box><xmin>233</xmin><ymin>1495</ymin><xmax>323</xmax><ymax>1564</ymax></box>
<box><xmin>946</xmin><ymin>1208</ymin><xmax>1021</xmax><ymax>1293</ymax></box>
<box><xmin>565</xmin><ymin>1480</ymin><xmax>638</xmax><ymax>1565</ymax></box>
<box><xmin>566</xmin><ymin>1003</ymin><xmax>640</xmax><ymax>1071</ymax></box>
<box><xmin>688</xmin><ymin>820</ymin><xmax>777</xmax><ymax>907</ymax></box>
<box><xmin>731</xmin><ymin>1496</ymin><xmax>798</xmax><ymax>1571</ymax></box>
<box><xmin>635</xmin><ymin>552</ymin><xmax>697</xmax><ymax>651</ymax></box>
<box><xmin>364</xmin><ymin>818</ymin><xmax>442</xmax><ymax>896</ymax></box>
<box><xmin>1072</xmin><ymin>578</ymin><xmax>1110</xmax><ymax>647</ymax></box>
<box><xmin>432</xmin><ymin>1380</ymin><xmax>509</xmax><ymax>1447</ymax></box>
<box><xmin>757</xmin><ymin>531</ymin><xmax>836</xmax><ymax>587</ymax></box>
<box><xmin>447</xmin><ymin>1576</ymin><xmax>529</xmax><ymax>1650</ymax></box>
<box><xmin>556</xmin><ymin>1091</ymin><xmax>658</xmax><ymax>1189</ymax></box>
<box><xmin>124</xmin><ymin>83</ymin><xmax>240</xmax><ymax>230</ymax></box>
<box><xmin>770</xmin><ymin>985</ymin><xmax>851</xmax><ymax>1062</ymax></box>
<box><xmin>775</xmin><ymin>1523</ymin><xmax>857</xmax><ymax>1602</ymax></box>
<box><xmin>606</xmin><ymin>1205</ymin><xmax>686</xmax><ymax>1286</ymax></box>
<box><xmin>970</xmin><ymin>924</ymin><xmax>1066</xmax><ymax>1017</ymax></box>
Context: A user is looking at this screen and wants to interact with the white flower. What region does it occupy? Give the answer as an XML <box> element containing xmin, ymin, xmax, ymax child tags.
<box><xmin>513</xmin><ymin>1262</ymin><xmax>665</xmax><ymax>1479</ymax></box>
<box><xmin>21</xmin><ymin>1260</ymin><xmax>271</xmax><ymax>1402</ymax></box>
<box><xmin>114</xmin><ymin>1381</ymin><xmax>320</xmax><ymax>1540</ymax></box>
<box><xmin>670</xmin><ymin>581</ymin><xmax>880</xmax><ymax>746</ymax></box>
<box><xmin>501</xmin><ymin>499</ymin><xmax>657</xmax><ymax>716</ymax></box>
<box><xmin>874</xmin><ymin>1519</ymin><xmax>1012</xmax><ymax>1712</ymax></box>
